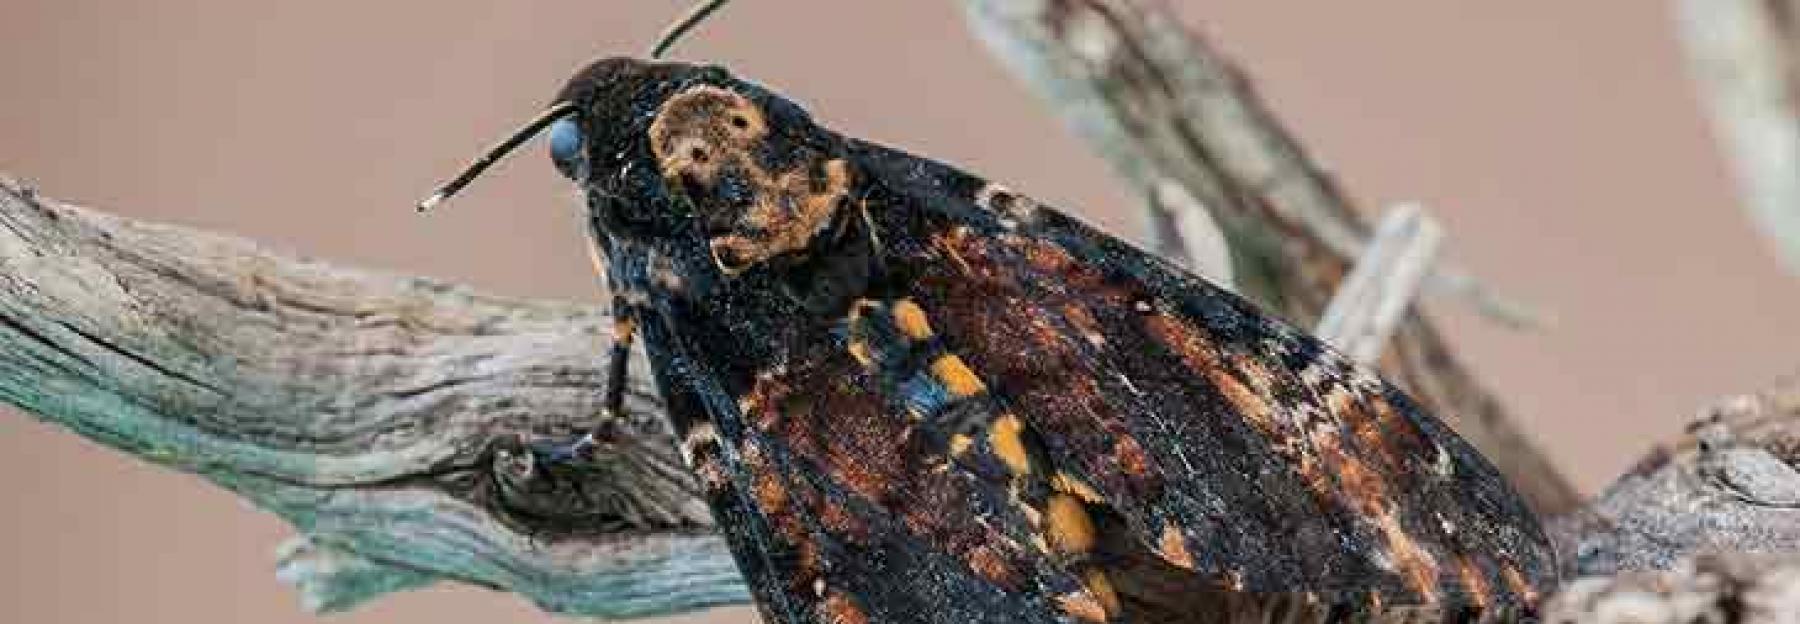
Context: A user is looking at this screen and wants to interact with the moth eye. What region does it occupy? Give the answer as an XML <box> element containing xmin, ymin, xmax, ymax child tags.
<box><xmin>729</xmin><ymin>115</ymin><xmax>749</xmax><ymax>130</ymax></box>
<box><xmin>548</xmin><ymin>117</ymin><xmax>585</xmax><ymax>181</ymax></box>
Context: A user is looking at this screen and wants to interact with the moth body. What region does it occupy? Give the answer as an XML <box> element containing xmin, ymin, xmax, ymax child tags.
<box><xmin>539</xmin><ymin>57</ymin><xmax>1554</xmax><ymax>624</ymax></box>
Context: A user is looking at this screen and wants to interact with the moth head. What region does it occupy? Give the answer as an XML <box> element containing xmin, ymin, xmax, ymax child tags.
<box><xmin>412</xmin><ymin>0</ymin><xmax>734</xmax><ymax>215</ymax></box>
<box><xmin>413</xmin><ymin>58</ymin><xmax>731</xmax><ymax>224</ymax></box>
<box><xmin>417</xmin><ymin>2</ymin><xmax>862</xmax><ymax>280</ymax></box>
<box><xmin>553</xmin><ymin>58</ymin><xmax>853</xmax><ymax>277</ymax></box>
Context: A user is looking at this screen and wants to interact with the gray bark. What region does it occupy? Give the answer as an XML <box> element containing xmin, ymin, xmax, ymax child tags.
<box><xmin>1553</xmin><ymin>379</ymin><xmax>1800</xmax><ymax>580</ymax></box>
<box><xmin>0</xmin><ymin>176</ymin><xmax>745</xmax><ymax>618</ymax></box>
<box><xmin>1314</xmin><ymin>204</ymin><xmax>1445</xmax><ymax>365</ymax></box>
<box><xmin>1545</xmin><ymin>378</ymin><xmax>1800</xmax><ymax>622</ymax></box>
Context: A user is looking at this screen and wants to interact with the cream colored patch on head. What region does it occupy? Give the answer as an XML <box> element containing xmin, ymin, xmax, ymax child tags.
<box><xmin>648</xmin><ymin>85</ymin><xmax>768</xmax><ymax>184</ymax></box>
<box><xmin>708</xmin><ymin>158</ymin><xmax>853</xmax><ymax>273</ymax></box>
<box><xmin>647</xmin><ymin>84</ymin><xmax>854</xmax><ymax>274</ymax></box>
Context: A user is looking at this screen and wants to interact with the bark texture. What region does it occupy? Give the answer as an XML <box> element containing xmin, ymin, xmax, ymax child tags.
<box><xmin>0</xmin><ymin>177</ymin><xmax>744</xmax><ymax>618</ymax></box>
<box><xmin>1553</xmin><ymin>379</ymin><xmax>1800</xmax><ymax>579</ymax></box>
<box><xmin>1545</xmin><ymin>378</ymin><xmax>1800</xmax><ymax>622</ymax></box>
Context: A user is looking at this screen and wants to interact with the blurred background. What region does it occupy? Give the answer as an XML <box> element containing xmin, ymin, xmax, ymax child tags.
<box><xmin>3</xmin><ymin>1</ymin><xmax>1797</xmax><ymax>622</ymax></box>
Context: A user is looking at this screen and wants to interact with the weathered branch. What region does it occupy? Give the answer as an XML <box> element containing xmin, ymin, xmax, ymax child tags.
<box><xmin>275</xmin><ymin>536</ymin><xmax>439</xmax><ymax>614</ymax></box>
<box><xmin>0</xmin><ymin>177</ymin><xmax>746</xmax><ymax>618</ymax></box>
<box><xmin>1147</xmin><ymin>178</ymin><xmax>1235</xmax><ymax>289</ymax></box>
<box><xmin>1676</xmin><ymin>0</ymin><xmax>1800</xmax><ymax>277</ymax></box>
<box><xmin>1545</xmin><ymin>377</ymin><xmax>1800</xmax><ymax>622</ymax></box>
<box><xmin>1553</xmin><ymin>377</ymin><xmax>1800</xmax><ymax>579</ymax></box>
<box><xmin>1316</xmin><ymin>204</ymin><xmax>1445</xmax><ymax>365</ymax></box>
<box><xmin>958</xmin><ymin>0</ymin><xmax>1579</xmax><ymax>516</ymax></box>
<box><xmin>1544</xmin><ymin>554</ymin><xmax>1800</xmax><ymax>623</ymax></box>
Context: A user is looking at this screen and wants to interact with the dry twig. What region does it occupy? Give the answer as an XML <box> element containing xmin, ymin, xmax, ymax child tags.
<box><xmin>1316</xmin><ymin>204</ymin><xmax>1445</xmax><ymax>364</ymax></box>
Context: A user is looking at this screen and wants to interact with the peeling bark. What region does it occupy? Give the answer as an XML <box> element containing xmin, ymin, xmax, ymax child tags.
<box><xmin>0</xmin><ymin>177</ymin><xmax>745</xmax><ymax>618</ymax></box>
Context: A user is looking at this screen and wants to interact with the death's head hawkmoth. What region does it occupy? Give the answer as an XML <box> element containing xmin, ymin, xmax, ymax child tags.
<box><xmin>421</xmin><ymin>3</ymin><xmax>1556</xmax><ymax>622</ymax></box>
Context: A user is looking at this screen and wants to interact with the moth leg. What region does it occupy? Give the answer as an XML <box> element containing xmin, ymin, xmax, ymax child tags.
<box><xmin>540</xmin><ymin>295</ymin><xmax>641</xmax><ymax>463</ymax></box>
<box><xmin>601</xmin><ymin>296</ymin><xmax>639</xmax><ymax>425</ymax></box>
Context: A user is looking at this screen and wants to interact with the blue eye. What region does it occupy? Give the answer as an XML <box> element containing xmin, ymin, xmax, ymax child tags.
<box><xmin>548</xmin><ymin>117</ymin><xmax>585</xmax><ymax>180</ymax></box>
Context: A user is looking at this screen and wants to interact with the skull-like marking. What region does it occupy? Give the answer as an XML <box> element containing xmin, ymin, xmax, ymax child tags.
<box><xmin>648</xmin><ymin>85</ymin><xmax>769</xmax><ymax>184</ymax></box>
<box><xmin>648</xmin><ymin>84</ymin><xmax>854</xmax><ymax>274</ymax></box>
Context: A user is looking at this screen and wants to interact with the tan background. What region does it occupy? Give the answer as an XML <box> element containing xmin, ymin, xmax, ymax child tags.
<box><xmin>3</xmin><ymin>1</ymin><xmax>1797</xmax><ymax>622</ymax></box>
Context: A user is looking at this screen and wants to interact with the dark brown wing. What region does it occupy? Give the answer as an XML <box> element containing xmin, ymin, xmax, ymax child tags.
<box><xmin>846</xmin><ymin>139</ymin><xmax>1557</xmax><ymax>617</ymax></box>
<box><xmin>617</xmin><ymin>73</ymin><xmax>1554</xmax><ymax>622</ymax></box>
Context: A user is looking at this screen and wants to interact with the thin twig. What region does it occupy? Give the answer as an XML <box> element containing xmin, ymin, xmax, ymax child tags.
<box><xmin>1316</xmin><ymin>204</ymin><xmax>1445</xmax><ymax>364</ymax></box>
<box><xmin>1148</xmin><ymin>177</ymin><xmax>1235</xmax><ymax>287</ymax></box>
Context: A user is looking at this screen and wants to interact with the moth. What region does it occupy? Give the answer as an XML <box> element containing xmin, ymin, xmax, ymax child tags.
<box><xmin>421</xmin><ymin>3</ymin><xmax>1556</xmax><ymax>622</ymax></box>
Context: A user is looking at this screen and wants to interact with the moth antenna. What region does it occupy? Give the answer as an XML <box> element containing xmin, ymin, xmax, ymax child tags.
<box><xmin>416</xmin><ymin>101</ymin><xmax>580</xmax><ymax>212</ymax></box>
<box><xmin>650</xmin><ymin>0</ymin><xmax>731</xmax><ymax>59</ymax></box>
